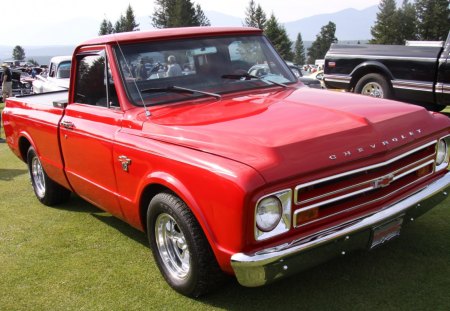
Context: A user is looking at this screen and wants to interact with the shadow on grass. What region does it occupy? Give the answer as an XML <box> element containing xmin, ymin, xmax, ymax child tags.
<box><xmin>55</xmin><ymin>195</ymin><xmax>148</xmax><ymax>247</ymax></box>
<box><xmin>90</xmin><ymin>213</ymin><xmax>148</xmax><ymax>247</ymax></box>
<box><xmin>0</xmin><ymin>168</ymin><xmax>28</xmax><ymax>181</ymax></box>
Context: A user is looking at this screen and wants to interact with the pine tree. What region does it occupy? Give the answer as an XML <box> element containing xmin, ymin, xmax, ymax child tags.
<box><xmin>122</xmin><ymin>4</ymin><xmax>140</xmax><ymax>32</ymax></box>
<box><xmin>244</xmin><ymin>0</ymin><xmax>257</xmax><ymax>27</ymax></box>
<box><xmin>396</xmin><ymin>0</ymin><xmax>418</xmax><ymax>43</ymax></box>
<box><xmin>152</xmin><ymin>0</ymin><xmax>209</xmax><ymax>28</ymax></box>
<box><xmin>243</xmin><ymin>1</ymin><xmax>266</xmax><ymax>30</ymax></box>
<box><xmin>195</xmin><ymin>4</ymin><xmax>211</xmax><ymax>26</ymax></box>
<box><xmin>293</xmin><ymin>33</ymin><xmax>306</xmax><ymax>66</ymax></box>
<box><xmin>99</xmin><ymin>18</ymin><xmax>114</xmax><ymax>35</ymax></box>
<box><xmin>264</xmin><ymin>14</ymin><xmax>293</xmax><ymax>61</ymax></box>
<box><xmin>99</xmin><ymin>5</ymin><xmax>138</xmax><ymax>35</ymax></box>
<box><xmin>12</xmin><ymin>46</ymin><xmax>25</xmax><ymax>61</ymax></box>
<box><xmin>416</xmin><ymin>0</ymin><xmax>450</xmax><ymax>40</ymax></box>
<box><xmin>370</xmin><ymin>0</ymin><xmax>399</xmax><ymax>44</ymax></box>
<box><xmin>307</xmin><ymin>22</ymin><xmax>337</xmax><ymax>63</ymax></box>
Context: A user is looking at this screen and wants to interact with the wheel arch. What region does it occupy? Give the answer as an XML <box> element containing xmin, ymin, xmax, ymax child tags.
<box><xmin>18</xmin><ymin>133</ymin><xmax>34</xmax><ymax>162</ymax></box>
<box><xmin>138</xmin><ymin>172</ymin><xmax>216</xmax><ymax>247</ymax></box>
<box><xmin>350</xmin><ymin>61</ymin><xmax>394</xmax><ymax>91</ymax></box>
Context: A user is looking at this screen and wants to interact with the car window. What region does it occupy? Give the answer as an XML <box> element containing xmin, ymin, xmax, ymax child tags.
<box><xmin>115</xmin><ymin>35</ymin><xmax>296</xmax><ymax>106</ymax></box>
<box><xmin>56</xmin><ymin>61</ymin><xmax>71</xmax><ymax>79</ymax></box>
<box><xmin>74</xmin><ymin>51</ymin><xmax>118</xmax><ymax>108</ymax></box>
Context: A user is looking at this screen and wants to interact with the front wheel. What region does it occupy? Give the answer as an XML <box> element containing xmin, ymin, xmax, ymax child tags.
<box><xmin>147</xmin><ymin>192</ymin><xmax>226</xmax><ymax>297</ymax></box>
<box><xmin>355</xmin><ymin>73</ymin><xmax>392</xmax><ymax>99</ymax></box>
<box><xmin>27</xmin><ymin>146</ymin><xmax>71</xmax><ymax>206</ymax></box>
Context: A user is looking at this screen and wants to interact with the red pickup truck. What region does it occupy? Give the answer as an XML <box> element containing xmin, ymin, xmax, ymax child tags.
<box><xmin>2</xmin><ymin>27</ymin><xmax>450</xmax><ymax>297</ymax></box>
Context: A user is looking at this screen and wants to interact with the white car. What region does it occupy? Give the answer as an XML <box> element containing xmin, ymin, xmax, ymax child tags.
<box><xmin>33</xmin><ymin>56</ymin><xmax>71</xmax><ymax>93</ymax></box>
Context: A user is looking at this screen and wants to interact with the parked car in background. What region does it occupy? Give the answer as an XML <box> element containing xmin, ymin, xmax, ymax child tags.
<box><xmin>308</xmin><ymin>70</ymin><xmax>326</xmax><ymax>88</ymax></box>
<box><xmin>32</xmin><ymin>56</ymin><xmax>71</xmax><ymax>93</ymax></box>
<box><xmin>250</xmin><ymin>62</ymin><xmax>323</xmax><ymax>88</ymax></box>
<box><xmin>0</xmin><ymin>68</ymin><xmax>32</xmax><ymax>101</ymax></box>
<box><xmin>324</xmin><ymin>32</ymin><xmax>450</xmax><ymax>111</ymax></box>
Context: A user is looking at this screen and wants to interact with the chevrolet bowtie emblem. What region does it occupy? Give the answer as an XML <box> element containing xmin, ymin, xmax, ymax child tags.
<box><xmin>372</xmin><ymin>174</ymin><xmax>395</xmax><ymax>189</ymax></box>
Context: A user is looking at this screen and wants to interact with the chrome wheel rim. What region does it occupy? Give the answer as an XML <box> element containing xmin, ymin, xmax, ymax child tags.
<box><xmin>361</xmin><ymin>82</ymin><xmax>384</xmax><ymax>98</ymax></box>
<box><xmin>31</xmin><ymin>156</ymin><xmax>46</xmax><ymax>198</ymax></box>
<box><xmin>155</xmin><ymin>213</ymin><xmax>190</xmax><ymax>279</ymax></box>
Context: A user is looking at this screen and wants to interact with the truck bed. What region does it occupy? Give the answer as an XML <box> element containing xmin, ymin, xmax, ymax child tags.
<box><xmin>13</xmin><ymin>90</ymin><xmax>68</xmax><ymax>107</ymax></box>
<box><xmin>326</xmin><ymin>44</ymin><xmax>442</xmax><ymax>60</ymax></box>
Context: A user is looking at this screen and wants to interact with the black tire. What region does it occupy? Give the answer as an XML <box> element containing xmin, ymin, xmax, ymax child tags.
<box><xmin>147</xmin><ymin>192</ymin><xmax>226</xmax><ymax>297</ymax></box>
<box><xmin>27</xmin><ymin>146</ymin><xmax>71</xmax><ymax>206</ymax></box>
<box><xmin>355</xmin><ymin>73</ymin><xmax>392</xmax><ymax>99</ymax></box>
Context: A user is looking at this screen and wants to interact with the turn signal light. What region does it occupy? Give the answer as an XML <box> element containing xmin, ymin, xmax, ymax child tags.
<box><xmin>295</xmin><ymin>207</ymin><xmax>319</xmax><ymax>226</ymax></box>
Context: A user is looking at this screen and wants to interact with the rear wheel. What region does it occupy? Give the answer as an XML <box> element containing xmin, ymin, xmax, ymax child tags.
<box><xmin>147</xmin><ymin>192</ymin><xmax>226</xmax><ymax>297</ymax></box>
<box><xmin>27</xmin><ymin>146</ymin><xmax>71</xmax><ymax>206</ymax></box>
<box><xmin>355</xmin><ymin>73</ymin><xmax>392</xmax><ymax>99</ymax></box>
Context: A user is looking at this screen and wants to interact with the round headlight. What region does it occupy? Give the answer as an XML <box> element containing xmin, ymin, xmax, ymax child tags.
<box><xmin>436</xmin><ymin>139</ymin><xmax>448</xmax><ymax>166</ymax></box>
<box><xmin>256</xmin><ymin>196</ymin><xmax>282</xmax><ymax>232</ymax></box>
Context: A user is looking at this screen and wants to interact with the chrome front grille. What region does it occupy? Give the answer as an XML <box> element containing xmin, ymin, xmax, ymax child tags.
<box><xmin>293</xmin><ymin>140</ymin><xmax>437</xmax><ymax>228</ymax></box>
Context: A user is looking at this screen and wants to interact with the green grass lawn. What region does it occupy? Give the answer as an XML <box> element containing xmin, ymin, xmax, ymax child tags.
<box><xmin>1</xmin><ymin>104</ymin><xmax>450</xmax><ymax>310</ymax></box>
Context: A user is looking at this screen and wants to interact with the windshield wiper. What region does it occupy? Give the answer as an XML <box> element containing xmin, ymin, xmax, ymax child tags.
<box><xmin>141</xmin><ymin>85</ymin><xmax>221</xmax><ymax>100</ymax></box>
<box><xmin>221</xmin><ymin>73</ymin><xmax>288</xmax><ymax>88</ymax></box>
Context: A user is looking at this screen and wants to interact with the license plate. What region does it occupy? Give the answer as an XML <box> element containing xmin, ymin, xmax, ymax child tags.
<box><xmin>370</xmin><ymin>216</ymin><xmax>403</xmax><ymax>249</ymax></box>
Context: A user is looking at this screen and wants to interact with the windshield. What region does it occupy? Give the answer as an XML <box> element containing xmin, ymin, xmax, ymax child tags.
<box><xmin>56</xmin><ymin>61</ymin><xmax>71</xmax><ymax>79</ymax></box>
<box><xmin>114</xmin><ymin>35</ymin><xmax>296</xmax><ymax>106</ymax></box>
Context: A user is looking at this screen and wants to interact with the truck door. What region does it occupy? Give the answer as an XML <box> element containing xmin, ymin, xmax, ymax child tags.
<box><xmin>436</xmin><ymin>33</ymin><xmax>450</xmax><ymax>106</ymax></box>
<box><xmin>59</xmin><ymin>48</ymin><xmax>124</xmax><ymax>218</ymax></box>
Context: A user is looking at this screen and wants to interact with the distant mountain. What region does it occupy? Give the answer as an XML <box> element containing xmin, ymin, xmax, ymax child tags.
<box><xmin>285</xmin><ymin>6</ymin><xmax>378</xmax><ymax>41</ymax></box>
<box><xmin>0</xmin><ymin>6</ymin><xmax>378</xmax><ymax>65</ymax></box>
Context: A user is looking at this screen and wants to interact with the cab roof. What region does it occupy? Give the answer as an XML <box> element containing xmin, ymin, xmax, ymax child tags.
<box><xmin>80</xmin><ymin>27</ymin><xmax>263</xmax><ymax>47</ymax></box>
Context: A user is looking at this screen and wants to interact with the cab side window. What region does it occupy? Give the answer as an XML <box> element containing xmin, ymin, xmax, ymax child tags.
<box><xmin>74</xmin><ymin>52</ymin><xmax>118</xmax><ymax>108</ymax></box>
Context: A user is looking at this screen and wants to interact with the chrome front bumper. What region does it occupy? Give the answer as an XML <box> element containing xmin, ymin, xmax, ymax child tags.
<box><xmin>231</xmin><ymin>172</ymin><xmax>450</xmax><ymax>287</ymax></box>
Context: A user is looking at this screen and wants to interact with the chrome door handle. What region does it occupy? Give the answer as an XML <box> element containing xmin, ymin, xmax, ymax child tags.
<box><xmin>61</xmin><ymin>120</ymin><xmax>75</xmax><ymax>129</ymax></box>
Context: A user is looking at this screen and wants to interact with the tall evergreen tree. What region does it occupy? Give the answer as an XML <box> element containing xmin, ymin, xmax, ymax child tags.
<box><xmin>253</xmin><ymin>5</ymin><xmax>267</xmax><ymax>30</ymax></box>
<box><xmin>122</xmin><ymin>4</ymin><xmax>140</xmax><ymax>32</ymax></box>
<box><xmin>293</xmin><ymin>33</ymin><xmax>306</xmax><ymax>66</ymax></box>
<box><xmin>152</xmin><ymin>0</ymin><xmax>209</xmax><ymax>28</ymax></box>
<box><xmin>264</xmin><ymin>14</ymin><xmax>293</xmax><ymax>61</ymax></box>
<box><xmin>99</xmin><ymin>18</ymin><xmax>114</xmax><ymax>35</ymax></box>
<box><xmin>416</xmin><ymin>0</ymin><xmax>450</xmax><ymax>41</ymax></box>
<box><xmin>98</xmin><ymin>5</ymin><xmax>138</xmax><ymax>35</ymax></box>
<box><xmin>12</xmin><ymin>46</ymin><xmax>25</xmax><ymax>61</ymax></box>
<box><xmin>244</xmin><ymin>0</ymin><xmax>257</xmax><ymax>27</ymax></box>
<box><xmin>264</xmin><ymin>14</ymin><xmax>293</xmax><ymax>60</ymax></box>
<box><xmin>243</xmin><ymin>0</ymin><xmax>266</xmax><ymax>29</ymax></box>
<box><xmin>307</xmin><ymin>22</ymin><xmax>337</xmax><ymax>63</ymax></box>
<box><xmin>396</xmin><ymin>0</ymin><xmax>418</xmax><ymax>44</ymax></box>
<box><xmin>370</xmin><ymin>0</ymin><xmax>399</xmax><ymax>44</ymax></box>
<box><xmin>195</xmin><ymin>4</ymin><xmax>211</xmax><ymax>26</ymax></box>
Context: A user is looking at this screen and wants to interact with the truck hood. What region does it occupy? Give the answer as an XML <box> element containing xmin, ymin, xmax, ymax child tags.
<box><xmin>142</xmin><ymin>88</ymin><xmax>448</xmax><ymax>182</ymax></box>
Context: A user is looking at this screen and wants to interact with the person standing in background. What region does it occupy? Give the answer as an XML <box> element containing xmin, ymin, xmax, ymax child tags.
<box><xmin>1</xmin><ymin>63</ymin><xmax>12</xmax><ymax>142</ymax></box>
<box><xmin>2</xmin><ymin>63</ymin><xmax>13</xmax><ymax>100</ymax></box>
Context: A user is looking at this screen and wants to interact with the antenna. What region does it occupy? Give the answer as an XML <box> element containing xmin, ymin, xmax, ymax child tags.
<box><xmin>114</xmin><ymin>34</ymin><xmax>151</xmax><ymax>117</ymax></box>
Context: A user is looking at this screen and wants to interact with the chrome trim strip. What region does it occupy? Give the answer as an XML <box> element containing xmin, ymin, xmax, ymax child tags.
<box><xmin>391</xmin><ymin>80</ymin><xmax>434</xmax><ymax>92</ymax></box>
<box><xmin>323</xmin><ymin>74</ymin><xmax>351</xmax><ymax>84</ymax></box>
<box><xmin>294</xmin><ymin>167</ymin><xmax>435</xmax><ymax>228</ymax></box>
<box><xmin>294</xmin><ymin>140</ymin><xmax>437</xmax><ymax>204</ymax></box>
<box><xmin>326</xmin><ymin>54</ymin><xmax>437</xmax><ymax>62</ymax></box>
<box><xmin>436</xmin><ymin>82</ymin><xmax>450</xmax><ymax>94</ymax></box>
<box><xmin>298</xmin><ymin>155</ymin><xmax>435</xmax><ymax>207</ymax></box>
<box><xmin>231</xmin><ymin>172</ymin><xmax>450</xmax><ymax>287</ymax></box>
